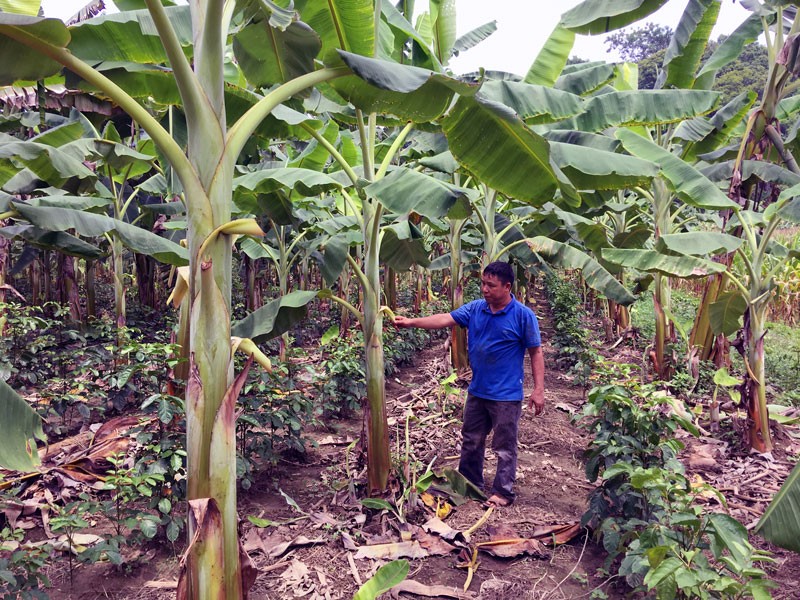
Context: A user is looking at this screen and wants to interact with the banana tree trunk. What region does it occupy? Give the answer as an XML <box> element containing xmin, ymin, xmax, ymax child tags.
<box><xmin>384</xmin><ymin>266</ymin><xmax>396</xmax><ymax>312</ymax></box>
<box><xmin>743</xmin><ymin>303</ymin><xmax>772</xmax><ymax>453</ymax></box>
<box><xmin>653</xmin><ymin>273</ymin><xmax>675</xmax><ymax>380</ymax></box>
<box><xmin>135</xmin><ymin>252</ymin><xmax>158</xmax><ymax>310</ymax></box>
<box><xmin>363</xmin><ymin>202</ymin><xmax>390</xmax><ymax>494</ymax></box>
<box><xmin>448</xmin><ymin>222</ymin><xmax>468</xmax><ymax>370</ymax></box>
<box><xmin>59</xmin><ymin>253</ymin><xmax>82</xmax><ymax>324</ymax></box>
<box><xmin>85</xmin><ymin>259</ymin><xmax>96</xmax><ymax>319</ymax></box>
<box><xmin>689</xmin><ymin>263</ymin><xmax>732</xmax><ymax>365</ymax></box>
<box><xmin>112</xmin><ymin>236</ymin><xmax>126</xmax><ymax>332</ymax></box>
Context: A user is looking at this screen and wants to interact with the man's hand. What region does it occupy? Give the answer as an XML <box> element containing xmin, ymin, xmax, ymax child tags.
<box><xmin>528</xmin><ymin>387</ymin><xmax>545</xmax><ymax>416</ymax></box>
<box><xmin>393</xmin><ymin>315</ymin><xmax>414</xmax><ymax>328</ymax></box>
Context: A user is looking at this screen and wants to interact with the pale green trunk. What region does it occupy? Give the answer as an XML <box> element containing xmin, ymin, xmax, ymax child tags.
<box><xmin>745</xmin><ymin>302</ymin><xmax>772</xmax><ymax>452</ymax></box>
<box><xmin>112</xmin><ymin>236</ymin><xmax>126</xmax><ymax>334</ymax></box>
<box><xmin>449</xmin><ymin>219</ymin><xmax>468</xmax><ymax>370</ymax></box>
<box><xmin>363</xmin><ymin>200</ymin><xmax>390</xmax><ymax>493</ymax></box>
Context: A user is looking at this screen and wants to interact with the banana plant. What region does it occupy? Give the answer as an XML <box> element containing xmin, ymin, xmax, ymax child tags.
<box><xmin>0</xmin><ymin>1</ymin><xmax>361</xmax><ymax>595</ymax></box>
<box><xmin>689</xmin><ymin>3</ymin><xmax>800</xmax><ymax>367</ymax></box>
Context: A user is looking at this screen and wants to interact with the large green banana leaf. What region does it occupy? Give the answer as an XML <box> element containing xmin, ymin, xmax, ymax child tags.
<box><xmin>479</xmin><ymin>80</ymin><xmax>583</xmax><ymax>125</ymax></box>
<box><xmin>755</xmin><ymin>461</ymin><xmax>800</xmax><ymax>553</ymax></box>
<box><xmin>29</xmin><ymin>120</ymin><xmax>88</xmax><ymax>148</ymax></box>
<box><xmin>12</xmin><ymin>203</ymin><xmax>188</xmax><ymax>265</ymax></box>
<box><xmin>69</xmin><ymin>6</ymin><xmax>192</xmax><ymax>64</ymax></box>
<box><xmin>528</xmin><ymin>236</ymin><xmax>636</xmax><ymax>304</ymax></box>
<box><xmin>656</xmin><ymin>232</ymin><xmax>743</xmax><ymax>256</ymax></box>
<box><xmin>289</xmin><ymin>121</ymin><xmax>339</xmax><ymax>173</ymax></box>
<box><xmin>234</xmin><ymin>168</ymin><xmax>343</xmax><ymax>198</ymax></box>
<box><xmin>616</xmin><ymin>129</ymin><xmax>737</xmax><ymax>210</ymax></box>
<box><xmin>524</xmin><ymin>25</ymin><xmax>575</xmax><ymax>87</ymax></box>
<box><xmin>0</xmin><ymin>14</ymin><xmax>67</xmax><ymax>84</ymax></box>
<box><xmin>555</xmin><ymin>89</ymin><xmax>720</xmax><ymax>132</ymax></box>
<box><xmin>561</xmin><ymin>0</ymin><xmax>670</xmax><ymax>35</ymax></box>
<box><xmin>673</xmin><ymin>91</ymin><xmax>757</xmax><ymax>161</ymax></box>
<box><xmin>659</xmin><ymin>0</ymin><xmax>720</xmax><ymax>90</ymax></box>
<box><xmin>296</xmin><ymin>0</ymin><xmax>374</xmax><ymax>64</ymax></box>
<box><xmin>549</xmin><ymin>141</ymin><xmax>658</xmax><ymax>190</ymax></box>
<box><xmin>451</xmin><ymin>21</ymin><xmax>497</xmax><ymax>62</ymax></box>
<box><xmin>332</xmin><ymin>50</ymin><xmax>479</xmax><ymax>122</ymax></box>
<box><xmin>441</xmin><ymin>95</ymin><xmax>559</xmax><ymax>205</ymax></box>
<box><xmin>232</xmin><ymin>17</ymin><xmax>320</xmax><ymax>87</ymax></box>
<box><xmin>0</xmin><ymin>223</ymin><xmax>103</xmax><ymax>258</ymax></box>
<box><xmin>602</xmin><ymin>248</ymin><xmax>728</xmax><ymax>278</ymax></box>
<box><xmin>708</xmin><ymin>290</ymin><xmax>747</xmax><ymax>336</ymax></box>
<box><xmin>232</xmin><ymin>290</ymin><xmax>320</xmax><ymax>342</ymax></box>
<box><xmin>0</xmin><ymin>378</ymin><xmax>44</xmax><ymax>471</ymax></box>
<box><xmin>233</xmin><ymin>168</ymin><xmax>342</xmax><ymax>216</ymax></box>
<box><xmin>429</xmin><ymin>0</ymin><xmax>456</xmax><ymax>64</ymax></box>
<box><xmin>0</xmin><ymin>140</ymin><xmax>96</xmax><ymax>189</ymax></box>
<box><xmin>700</xmin><ymin>160</ymin><xmax>800</xmax><ymax>188</ymax></box>
<box><xmin>554</xmin><ymin>62</ymin><xmax>616</xmax><ymax>96</ymax></box>
<box><xmin>381</xmin><ymin>2</ymin><xmax>442</xmax><ymax>70</ymax></box>
<box><xmin>694</xmin><ymin>13</ymin><xmax>763</xmax><ymax>90</ymax></box>
<box><xmin>543</xmin><ymin>130</ymin><xmax>621</xmax><ymax>153</ymax></box>
<box><xmin>365</xmin><ymin>168</ymin><xmax>477</xmax><ymax>220</ymax></box>
<box><xmin>380</xmin><ymin>221</ymin><xmax>430</xmax><ymax>270</ymax></box>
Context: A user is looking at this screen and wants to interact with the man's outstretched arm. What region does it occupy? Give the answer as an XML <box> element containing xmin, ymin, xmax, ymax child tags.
<box><xmin>394</xmin><ymin>313</ymin><xmax>456</xmax><ymax>329</ymax></box>
<box><xmin>528</xmin><ymin>345</ymin><xmax>545</xmax><ymax>415</ymax></box>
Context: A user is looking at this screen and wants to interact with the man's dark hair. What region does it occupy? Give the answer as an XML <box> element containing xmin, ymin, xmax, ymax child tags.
<box><xmin>483</xmin><ymin>261</ymin><xmax>514</xmax><ymax>286</ymax></box>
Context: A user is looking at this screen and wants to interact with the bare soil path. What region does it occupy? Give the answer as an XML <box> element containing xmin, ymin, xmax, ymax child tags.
<box><xmin>39</xmin><ymin>288</ymin><xmax>800</xmax><ymax>599</ymax></box>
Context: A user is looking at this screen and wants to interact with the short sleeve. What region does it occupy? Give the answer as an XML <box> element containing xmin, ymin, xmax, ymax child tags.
<box><xmin>450</xmin><ymin>301</ymin><xmax>474</xmax><ymax>328</ymax></box>
<box><xmin>524</xmin><ymin>309</ymin><xmax>541</xmax><ymax>348</ymax></box>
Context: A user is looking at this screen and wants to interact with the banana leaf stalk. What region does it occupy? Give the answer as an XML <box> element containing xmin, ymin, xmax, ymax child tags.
<box><xmin>447</xmin><ymin>216</ymin><xmax>469</xmax><ymax>370</ymax></box>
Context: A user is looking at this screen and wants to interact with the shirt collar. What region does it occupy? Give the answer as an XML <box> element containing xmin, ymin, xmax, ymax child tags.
<box><xmin>482</xmin><ymin>294</ymin><xmax>516</xmax><ymax>315</ymax></box>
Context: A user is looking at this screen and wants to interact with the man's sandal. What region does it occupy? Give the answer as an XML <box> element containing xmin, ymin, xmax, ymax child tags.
<box><xmin>483</xmin><ymin>494</ymin><xmax>512</xmax><ymax>508</ymax></box>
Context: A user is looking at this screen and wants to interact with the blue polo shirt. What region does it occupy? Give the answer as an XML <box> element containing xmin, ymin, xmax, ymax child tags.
<box><xmin>450</xmin><ymin>296</ymin><xmax>541</xmax><ymax>401</ymax></box>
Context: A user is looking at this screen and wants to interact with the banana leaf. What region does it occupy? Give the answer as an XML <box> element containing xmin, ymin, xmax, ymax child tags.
<box><xmin>479</xmin><ymin>80</ymin><xmax>583</xmax><ymax>125</ymax></box>
<box><xmin>554</xmin><ymin>62</ymin><xmax>616</xmax><ymax>96</ymax></box>
<box><xmin>524</xmin><ymin>25</ymin><xmax>575</xmax><ymax>87</ymax></box>
<box><xmin>755</xmin><ymin>461</ymin><xmax>800</xmax><ymax>553</ymax></box>
<box><xmin>0</xmin><ymin>14</ymin><xmax>68</xmax><ymax>84</ymax></box>
<box><xmin>365</xmin><ymin>168</ymin><xmax>477</xmax><ymax>220</ymax></box>
<box><xmin>442</xmin><ymin>95</ymin><xmax>559</xmax><ymax>205</ymax></box>
<box><xmin>708</xmin><ymin>291</ymin><xmax>747</xmax><ymax>336</ymax></box>
<box><xmin>561</xmin><ymin>0</ymin><xmax>671</xmax><ymax>35</ymax></box>
<box><xmin>557</xmin><ymin>89</ymin><xmax>720</xmax><ymax>132</ymax></box>
<box><xmin>0</xmin><ymin>378</ymin><xmax>45</xmax><ymax>471</ymax></box>
<box><xmin>616</xmin><ymin>129</ymin><xmax>737</xmax><ymax>210</ymax></box>
<box><xmin>231</xmin><ymin>290</ymin><xmax>320</xmax><ymax>342</ymax></box>
<box><xmin>602</xmin><ymin>248</ymin><xmax>727</xmax><ymax>278</ymax></box>
<box><xmin>12</xmin><ymin>203</ymin><xmax>188</xmax><ymax>265</ymax></box>
<box><xmin>332</xmin><ymin>50</ymin><xmax>479</xmax><ymax>122</ymax></box>
<box><xmin>528</xmin><ymin>236</ymin><xmax>636</xmax><ymax>304</ymax></box>
<box><xmin>659</xmin><ymin>0</ymin><xmax>720</xmax><ymax>90</ymax></box>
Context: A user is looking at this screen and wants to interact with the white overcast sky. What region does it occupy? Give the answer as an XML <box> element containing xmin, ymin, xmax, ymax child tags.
<box><xmin>40</xmin><ymin>0</ymin><xmax>754</xmax><ymax>75</ymax></box>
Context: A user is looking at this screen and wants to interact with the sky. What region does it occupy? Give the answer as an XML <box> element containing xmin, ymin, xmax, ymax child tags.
<box><xmin>39</xmin><ymin>0</ymin><xmax>755</xmax><ymax>75</ymax></box>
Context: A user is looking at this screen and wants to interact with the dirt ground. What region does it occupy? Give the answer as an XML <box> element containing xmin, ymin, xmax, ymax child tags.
<box><xmin>29</xmin><ymin>294</ymin><xmax>800</xmax><ymax>599</ymax></box>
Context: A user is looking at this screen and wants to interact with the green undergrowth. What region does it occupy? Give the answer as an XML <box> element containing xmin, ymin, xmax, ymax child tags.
<box><xmin>628</xmin><ymin>290</ymin><xmax>800</xmax><ymax>403</ymax></box>
<box><xmin>544</xmin><ymin>273</ymin><xmax>597</xmax><ymax>387</ymax></box>
<box><xmin>576</xmin><ymin>362</ymin><xmax>776</xmax><ymax>599</ymax></box>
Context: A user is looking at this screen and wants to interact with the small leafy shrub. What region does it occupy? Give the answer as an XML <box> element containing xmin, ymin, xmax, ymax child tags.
<box><xmin>237</xmin><ymin>364</ymin><xmax>321</xmax><ymax>488</ymax></box>
<box><xmin>318</xmin><ymin>331</ymin><xmax>367</xmax><ymax>417</ymax></box>
<box><xmin>576</xmin><ymin>372</ymin><xmax>774</xmax><ymax>598</ymax></box>
<box><xmin>544</xmin><ymin>273</ymin><xmax>596</xmax><ymax>382</ymax></box>
<box><xmin>0</xmin><ymin>526</ymin><xmax>51</xmax><ymax>600</ymax></box>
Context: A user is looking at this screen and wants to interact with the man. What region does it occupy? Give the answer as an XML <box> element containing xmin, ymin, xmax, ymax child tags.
<box><xmin>394</xmin><ymin>261</ymin><xmax>545</xmax><ymax>507</ymax></box>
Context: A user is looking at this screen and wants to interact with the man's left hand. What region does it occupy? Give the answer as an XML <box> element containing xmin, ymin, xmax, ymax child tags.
<box><xmin>528</xmin><ymin>388</ymin><xmax>544</xmax><ymax>416</ymax></box>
